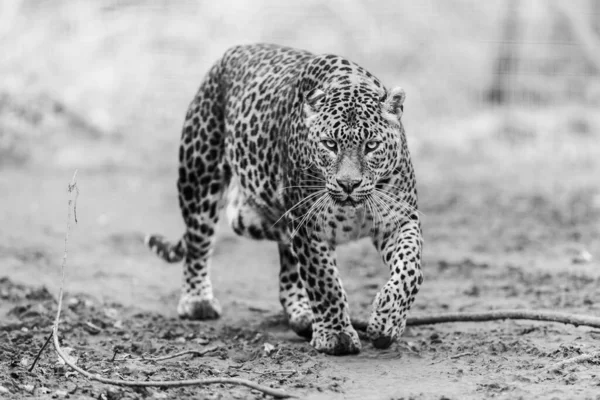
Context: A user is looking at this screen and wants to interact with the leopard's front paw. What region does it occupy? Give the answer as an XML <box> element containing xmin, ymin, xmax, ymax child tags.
<box><xmin>177</xmin><ymin>294</ymin><xmax>222</xmax><ymax>320</ymax></box>
<box><xmin>287</xmin><ymin>307</ymin><xmax>314</xmax><ymax>339</ymax></box>
<box><xmin>282</xmin><ymin>296</ymin><xmax>314</xmax><ymax>339</ymax></box>
<box><xmin>367</xmin><ymin>289</ymin><xmax>405</xmax><ymax>349</ymax></box>
<box><xmin>310</xmin><ymin>325</ymin><xmax>361</xmax><ymax>355</ymax></box>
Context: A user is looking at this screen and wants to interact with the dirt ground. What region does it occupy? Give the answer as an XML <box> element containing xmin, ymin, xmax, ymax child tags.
<box><xmin>2</xmin><ymin>106</ymin><xmax>600</xmax><ymax>399</ymax></box>
<box><xmin>1</xmin><ymin>3</ymin><xmax>600</xmax><ymax>397</ymax></box>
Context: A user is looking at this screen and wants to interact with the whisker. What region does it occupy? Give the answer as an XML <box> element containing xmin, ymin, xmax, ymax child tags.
<box><xmin>374</xmin><ymin>182</ymin><xmax>411</xmax><ymax>195</ymax></box>
<box><xmin>271</xmin><ymin>189</ymin><xmax>327</xmax><ymax>228</ymax></box>
<box><xmin>371</xmin><ymin>192</ymin><xmax>403</xmax><ymax>229</ymax></box>
<box><xmin>305</xmin><ymin>194</ymin><xmax>329</xmax><ymax>236</ymax></box>
<box><xmin>375</xmin><ymin>189</ymin><xmax>424</xmax><ymax>218</ymax></box>
<box><xmin>374</xmin><ymin>195</ymin><xmax>414</xmax><ymax>244</ymax></box>
<box><xmin>291</xmin><ymin>194</ymin><xmax>327</xmax><ymax>235</ymax></box>
<box><xmin>278</xmin><ymin>185</ymin><xmax>325</xmax><ymax>191</ymax></box>
<box><xmin>375</xmin><ymin>192</ymin><xmax>411</xmax><ymax>247</ymax></box>
<box><xmin>310</xmin><ymin>195</ymin><xmax>330</xmax><ymax>236</ymax></box>
<box><xmin>300</xmin><ymin>172</ymin><xmax>325</xmax><ymax>183</ymax></box>
<box><xmin>299</xmin><ymin>162</ymin><xmax>318</xmax><ymax>171</ymax></box>
<box><xmin>372</xmin><ymin>197</ymin><xmax>385</xmax><ymax>233</ymax></box>
<box><xmin>366</xmin><ymin>197</ymin><xmax>383</xmax><ymax>234</ymax></box>
<box><xmin>375</xmin><ymin>183</ymin><xmax>414</xmax><ymax>199</ymax></box>
<box><xmin>364</xmin><ymin>198</ymin><xmax>374</xmax><ymax>232</ymax></box>
<box><xmin>290</xmin><ymin>194</ymin><xmax>328</xmax><ymax>238</ymax></box>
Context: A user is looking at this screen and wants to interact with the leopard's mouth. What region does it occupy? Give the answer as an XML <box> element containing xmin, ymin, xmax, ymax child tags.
<box><xmin>327</xmin><ymin>188</ymin><xmax>369</xmax><ymax>208</ymax></box>
<box><xmin>339</xmin><ymin>199</ymin><xmax>359</xmax><ymax>207</ymax></box>
<box><xmin>331</xmin><ymin>195</ymin><xmax>363</xmax><ymax>208</ymax></box>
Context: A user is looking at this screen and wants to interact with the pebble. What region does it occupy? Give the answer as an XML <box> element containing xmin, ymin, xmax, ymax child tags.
<box><xmin>193</xmin><ymin>337</ymin><xmax>210</xmax><ymax>345</ymax></box>
<box><xmin>67</xmin><ymin>297</ymin><xmax>80</xmax><ymax>307</ymax></box>
<box><xmin>84</xmin><ymin>321</ymin><xmax>102</xmax><ymax>334</ymax></box>
<box><xmin>20</xmin><ymin>384</ymin><xmax>34</xmax><ymax>394</ymax></box>
<box><xmin>572</xmin><ymin>249</ymin><xmax>593</xmax><ymax>264</ymax></box>
<box><xmin>35</xmin><ymin>387</ymin><xmax>51</xmax><ymax>395</ymax></box>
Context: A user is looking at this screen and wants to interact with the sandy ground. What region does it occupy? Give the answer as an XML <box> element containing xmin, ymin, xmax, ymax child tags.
<box><xmin>2</xmin><ymin>2</ymin><xmax>600</xmax><ymax>398</ymax></box>
<box><xmin>2</xmin><ymin>114</ymin><xmax>600</xmax><ymax>399</ymax></box>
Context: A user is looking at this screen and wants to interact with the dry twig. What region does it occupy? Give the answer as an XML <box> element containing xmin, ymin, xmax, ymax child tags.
<box><xmin>544</xmin><ymin>351</ymin><xmax>600</xmax><ymax>373</ymax></box>
<box><xmin>110</xmin><ymin>349</ymin><xmax>119</xmax><ymax>362</ymax></box>
<box><xmin>352</xmin><ymin>309</ymin><xmax>600</xmax><ymax>331</ymax></box>
<box><xmin>353</xmin><ymin>310</ymin><xmax>600</xmax><ymax>372</ymax></box>
<box><xmin>51</xmin><ymin>171</ymin><xmax>295</xmax><ymax>399</ymax></box>
<box><xmin>28</xmin><ymin>331</ymin><xmax>53</xmax><ymax>372</ymax></box>
<box><xmin>142</xmin><ymin>346</ymin><xmax>221</xmax><ymax>362</ymax></box>
<box><xmin>450</xmin><ymin>352</ymin><xmax>473</xmax><ymax>360</ymax></box>
<box><xmin>112</xmin><ymin>347</ymin><xmax>220</xmax><ymax>363</ymax></box>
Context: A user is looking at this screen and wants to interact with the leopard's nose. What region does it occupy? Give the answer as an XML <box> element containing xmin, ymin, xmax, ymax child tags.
<box><xmin>336</xmin><ymin>178</ymin><xmax>362</xmax><ymax>194</ymax></box>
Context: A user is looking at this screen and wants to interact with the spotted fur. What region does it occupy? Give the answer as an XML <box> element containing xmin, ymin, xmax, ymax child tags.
<box><xmin>145</xmin><ymin>43</ymin><xmax>423</xmax><ymax>355</ymax></box>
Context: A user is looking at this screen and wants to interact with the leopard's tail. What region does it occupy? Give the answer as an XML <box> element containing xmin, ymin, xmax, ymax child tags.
<box><xmin>144</xmin><ymin>234</ymin><xmax>186</xmax><ymax>263</ymax></box>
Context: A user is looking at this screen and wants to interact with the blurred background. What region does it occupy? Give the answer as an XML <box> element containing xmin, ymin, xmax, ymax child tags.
<box><xmin>2</xmin><ymin>0</ymin><xmax>599</xmax><ymax>169</ymax></box>
<box><xmin>1</xmin><ymin>0</ymin><xmax>599</xmax><ymax>308</ymax></box>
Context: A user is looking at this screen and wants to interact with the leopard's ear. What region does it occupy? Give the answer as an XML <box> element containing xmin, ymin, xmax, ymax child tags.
<box><xmin>382</xmin><ymin>86</ymin><xmax>406</xmax><ymax>120</ymax></box>
<box><xmin>303</xmin><ymin>88</ymin><xmax>326</xmax><ymax>122</ymax></box>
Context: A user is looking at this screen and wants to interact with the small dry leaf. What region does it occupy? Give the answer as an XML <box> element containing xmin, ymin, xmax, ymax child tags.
<box><xmin>263</xmin><ymin>343</ymin><xmax>275</xmax><ymax>356</ymax></box>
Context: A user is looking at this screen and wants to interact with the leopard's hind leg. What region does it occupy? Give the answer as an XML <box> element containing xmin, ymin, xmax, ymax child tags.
<box><xmin>176</xmin><ymin>66</ymin><xmax>229</xmax><ymax>320</ymax></box>
<box><xmin>147</xmin><ymin>63</ymin><xmax>228</xmax><ymax>320</ymax></box>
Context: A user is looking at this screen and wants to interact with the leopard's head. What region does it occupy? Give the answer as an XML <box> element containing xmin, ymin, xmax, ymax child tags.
<box><xmin>303</xmin><ymin>77</ymin><xmax>406</xmax><ymax>208</ymax></box>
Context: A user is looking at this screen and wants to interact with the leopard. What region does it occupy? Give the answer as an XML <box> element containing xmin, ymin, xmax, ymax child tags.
<box><xmin>145</xmin><ymin>43</ymin><xmax>423</xmax><ymax>355</ymax></box>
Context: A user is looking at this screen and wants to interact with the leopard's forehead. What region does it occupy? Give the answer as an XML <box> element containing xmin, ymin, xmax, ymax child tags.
<box><xmin>317</xmin><ymin>76</ymin><xmax>389</xmax><ymax>142</ymax></box>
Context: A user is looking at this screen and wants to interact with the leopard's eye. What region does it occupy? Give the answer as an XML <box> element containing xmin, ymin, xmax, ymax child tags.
<box><xmin>321</xmin><ymin>139</ymin><xmax>338</xmax><ymax>152</ymax></box>
<box><xmin>365</xmin><ymin>141</ymin><xmax>381</xmax><ymax>153</ymax></box>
